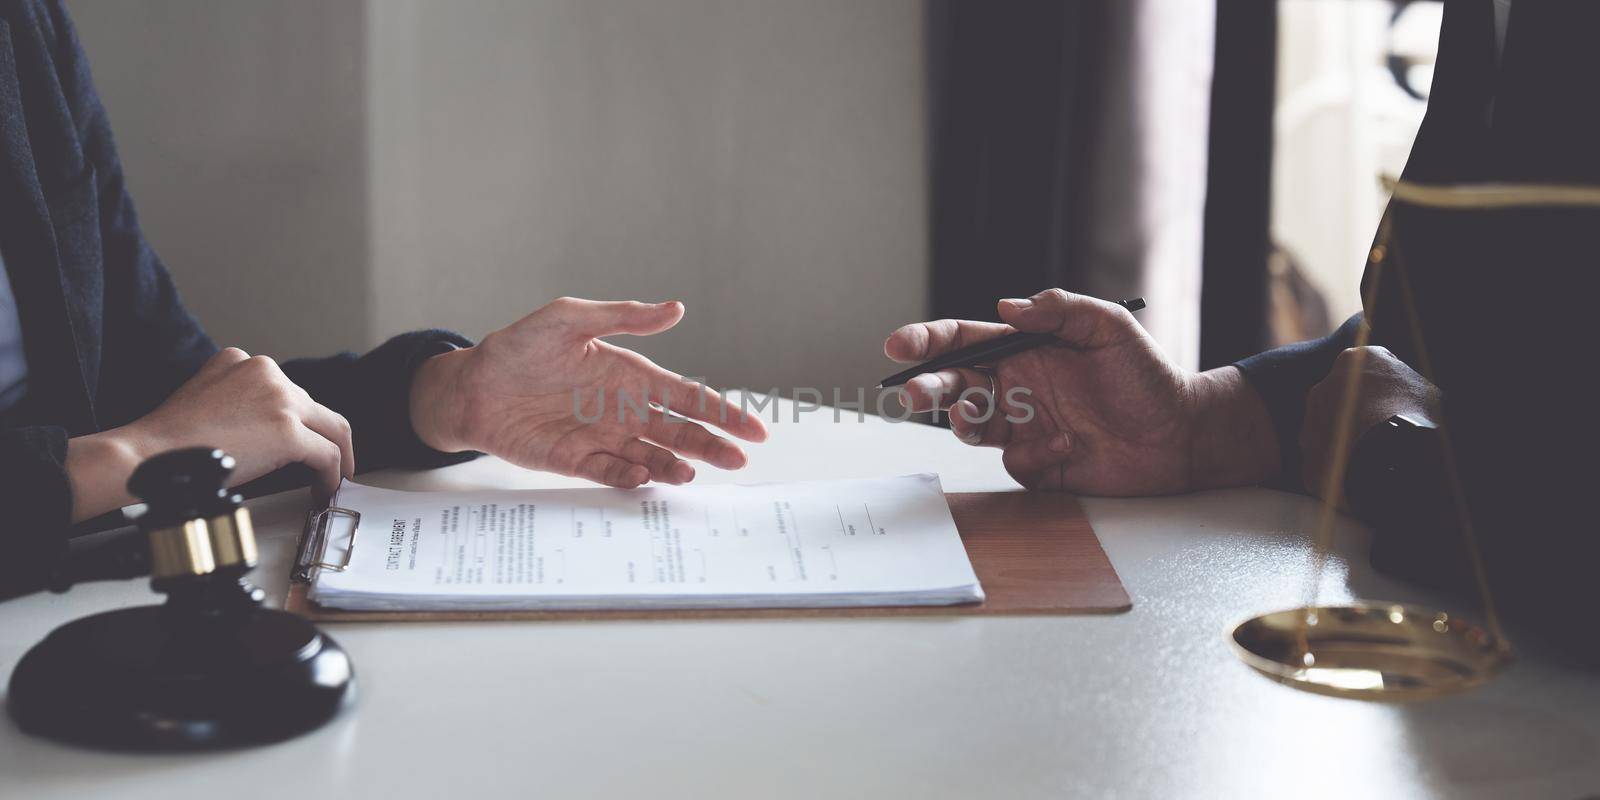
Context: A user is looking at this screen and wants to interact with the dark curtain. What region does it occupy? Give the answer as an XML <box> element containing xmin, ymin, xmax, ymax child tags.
<box><xmin>1198</xmin><ymin>1</ymin><xmax>1278</xmax><ymax>368</ymax></box>
<box><xmin>926</xmin><ymin>0</ymin><xmax>1109</xmax><ymax>324</ymax></box>
<box><xmin>928</xmin><ymin>0</ymin><xmax>1274</xmax><ymax>369</ymax></box>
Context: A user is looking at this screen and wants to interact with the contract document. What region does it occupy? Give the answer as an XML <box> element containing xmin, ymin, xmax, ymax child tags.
<box><xmin>307</xmin><ymin>474</ymin><xmax>983</xmax><ymax>611</ymax></box>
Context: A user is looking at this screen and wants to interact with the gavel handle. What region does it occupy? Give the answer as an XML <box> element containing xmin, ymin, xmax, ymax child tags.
<box><xmin>0</xmin><ymin>527</ymin><xmax>151</xmax><ymax>602</ymax></box>
<box><xmin>52</xmin><ymin>528</ymin><xmax>152</xmax><ymax>590</ymax></box>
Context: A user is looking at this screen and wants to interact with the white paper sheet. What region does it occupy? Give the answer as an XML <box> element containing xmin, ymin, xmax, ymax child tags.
<box><xmin>308</xmin><ymin>473</ymin><xmax>983</xmax><ymax>611</ymax></box>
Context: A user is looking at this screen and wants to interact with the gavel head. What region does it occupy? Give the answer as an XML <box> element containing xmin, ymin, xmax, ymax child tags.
<box><xmin>127</xmin><ymin>448</ymin><xmax>258</xmax><ymax>584</ymax></box>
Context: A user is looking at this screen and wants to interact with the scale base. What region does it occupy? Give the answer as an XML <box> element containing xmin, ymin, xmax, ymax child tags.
<box><xmin>1231</xmin><ymin>602</ymin><xmax>1512</xmax><ymax>701</ymax></box>
<box><xmin>7</xmin><ymin>603</ymin><xmax>354</xmax><ymax>750</ymax></box>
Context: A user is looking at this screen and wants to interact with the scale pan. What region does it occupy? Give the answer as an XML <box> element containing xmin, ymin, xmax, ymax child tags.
<box><xmin>1230</xmin><ymin>602</ymin><xmax>1512</xmax><ymax>701</ymax></box>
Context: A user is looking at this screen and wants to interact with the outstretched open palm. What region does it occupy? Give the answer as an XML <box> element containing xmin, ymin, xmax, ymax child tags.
<box><xmin>412</xmin><ymin>298</ymin><xmax>767</xmax><ymax>488</ymax></box>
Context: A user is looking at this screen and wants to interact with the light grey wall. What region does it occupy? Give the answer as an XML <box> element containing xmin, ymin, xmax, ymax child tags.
<box><xmin>67</xmin><ymin>0</ymin><xmax>369</xmax><ymax>359</ymax></box>
<box><xmin>367</xmin><ymin>0</ymin><xmax>926</xmax><ymax>394</ymax></box>
<box><xmin>69</xmin><ymin>0</ymin><xmax>927</xmax><ymax>396</ymax></box>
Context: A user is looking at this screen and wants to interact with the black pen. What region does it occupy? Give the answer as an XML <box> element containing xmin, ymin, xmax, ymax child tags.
<box><xmin>877</xmin><ymin>297</ymin><xmax>1146</xmax><ymax>388</ymax></box>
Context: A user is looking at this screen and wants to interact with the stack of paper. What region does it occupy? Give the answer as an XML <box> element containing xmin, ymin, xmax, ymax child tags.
<box><xmin>308</xmin><ymin>473</ymin><xmax>984</xmax><ymax>611</ymax></box>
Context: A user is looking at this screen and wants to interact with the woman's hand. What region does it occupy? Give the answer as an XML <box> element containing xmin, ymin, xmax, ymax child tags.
<box><xmin>884</xmin><ymin>288</ymin><xmax>1279</xmax><ymax>494</ymax></box>
<box><xmin>408</xmin><ymin>297</ymin><xmax>768</xmax><ymax>488</ymax></box>
<box><xmin>66</xmin><ymin>348</ymin><xmax>354</xmax><ymax>521</ymax></box>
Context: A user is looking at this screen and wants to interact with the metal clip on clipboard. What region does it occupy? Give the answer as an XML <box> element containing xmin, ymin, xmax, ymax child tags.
<box><xmin>294</xmin><ymin>506</ymin><xmax>361</xmax><ymax>583</ymax></box>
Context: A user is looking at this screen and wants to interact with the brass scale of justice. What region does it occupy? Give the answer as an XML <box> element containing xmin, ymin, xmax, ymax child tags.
<box><xmin>1228</xmin><ymin>176</ymin><xmax>1600</xmax><ymax>700</ymax></box>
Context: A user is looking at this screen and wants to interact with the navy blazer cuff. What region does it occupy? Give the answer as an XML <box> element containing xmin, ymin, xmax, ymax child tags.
<box><xmin>1232</xmin><ymin>314</ymin><xmax>1363</xmax><ymax>487</ymax></box>
<box><xmin>282</xmin><ymin>329</ymin><xmax>482</xmax><ymax>474</ymax></box>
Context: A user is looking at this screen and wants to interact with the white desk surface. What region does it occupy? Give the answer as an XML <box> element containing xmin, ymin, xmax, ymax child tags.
<box><xmin>2</xmin><ymin>397</ymin><xmax>1597</xmax><ymax>799</ymax></box>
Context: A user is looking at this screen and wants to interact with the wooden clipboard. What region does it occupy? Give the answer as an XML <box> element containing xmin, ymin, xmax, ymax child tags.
<box><xmin>283</xmin><ymin>491</ymin><xmax>1131</xmax><ymax>622</ymax></box>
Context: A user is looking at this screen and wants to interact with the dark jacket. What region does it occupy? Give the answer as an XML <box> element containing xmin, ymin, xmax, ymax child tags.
<box><xmin>0</xmin><ymin>1</ymin><xmax>472</xmax><ymax>595</ymax></box>
<box><xmin>1237</xmin><ymin>0</ymin><xmax>1600</xmax><ymax>660</ymax></box>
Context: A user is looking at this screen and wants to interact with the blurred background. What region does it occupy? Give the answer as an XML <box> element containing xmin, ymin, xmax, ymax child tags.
<box><xmin>1271</xmin><ymin>0</ymin><xmax>1438</xmax><ymax>343</ymax></box>
<box><xmin>63</xmin><ymin>0</ymin><xmax>1438</xmax><ymax>399</ymax></box>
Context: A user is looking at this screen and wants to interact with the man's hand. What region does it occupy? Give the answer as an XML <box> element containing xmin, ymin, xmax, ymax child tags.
<box><xmin>66</xmin><ymin>348</ymin><xmax>356</xmax><ymax>521</ymax></box>
<box><xmin>408</xmin><ymin>298</ymin><xmax>768</xmax><ymax>488</ymax></box>
<box><xmin>1301</xmin><ymin>345</ymin><xmax>1441</xmax><ymax>502</ymax></box>
<box><xmin>883</xmin><ymin>289</ymin><xmax>1279</xmax><ymax>494</ymax></box>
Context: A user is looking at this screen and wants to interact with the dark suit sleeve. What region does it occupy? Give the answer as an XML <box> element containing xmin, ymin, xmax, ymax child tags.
<box><xmin>0</xmin><ymin>3</ymin><xmax>206</xmax><ymax>598</ymax></box>
<box><xmin>44</xmin><ymin>2</ymin><xmax>476</xmax><ymax>474</ymax></box>
<box><xmin>44</xmin><ymin>1</ymin><xmax>216</xmax><ymax>427</ymax></box>
<box><xmin>0</xmin><ymin>426</ymin><xmax>72</xmax><ymax>597</ymax></box>
<box><xmin>281</xmin><ymin>330</ymin><xmax>481</xmax><ymax>473</ymax></box>
<box><xmin>1232</xmin><ymin>314</ymin><xmax>1363</xmax><ymax>486</ymax></box>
